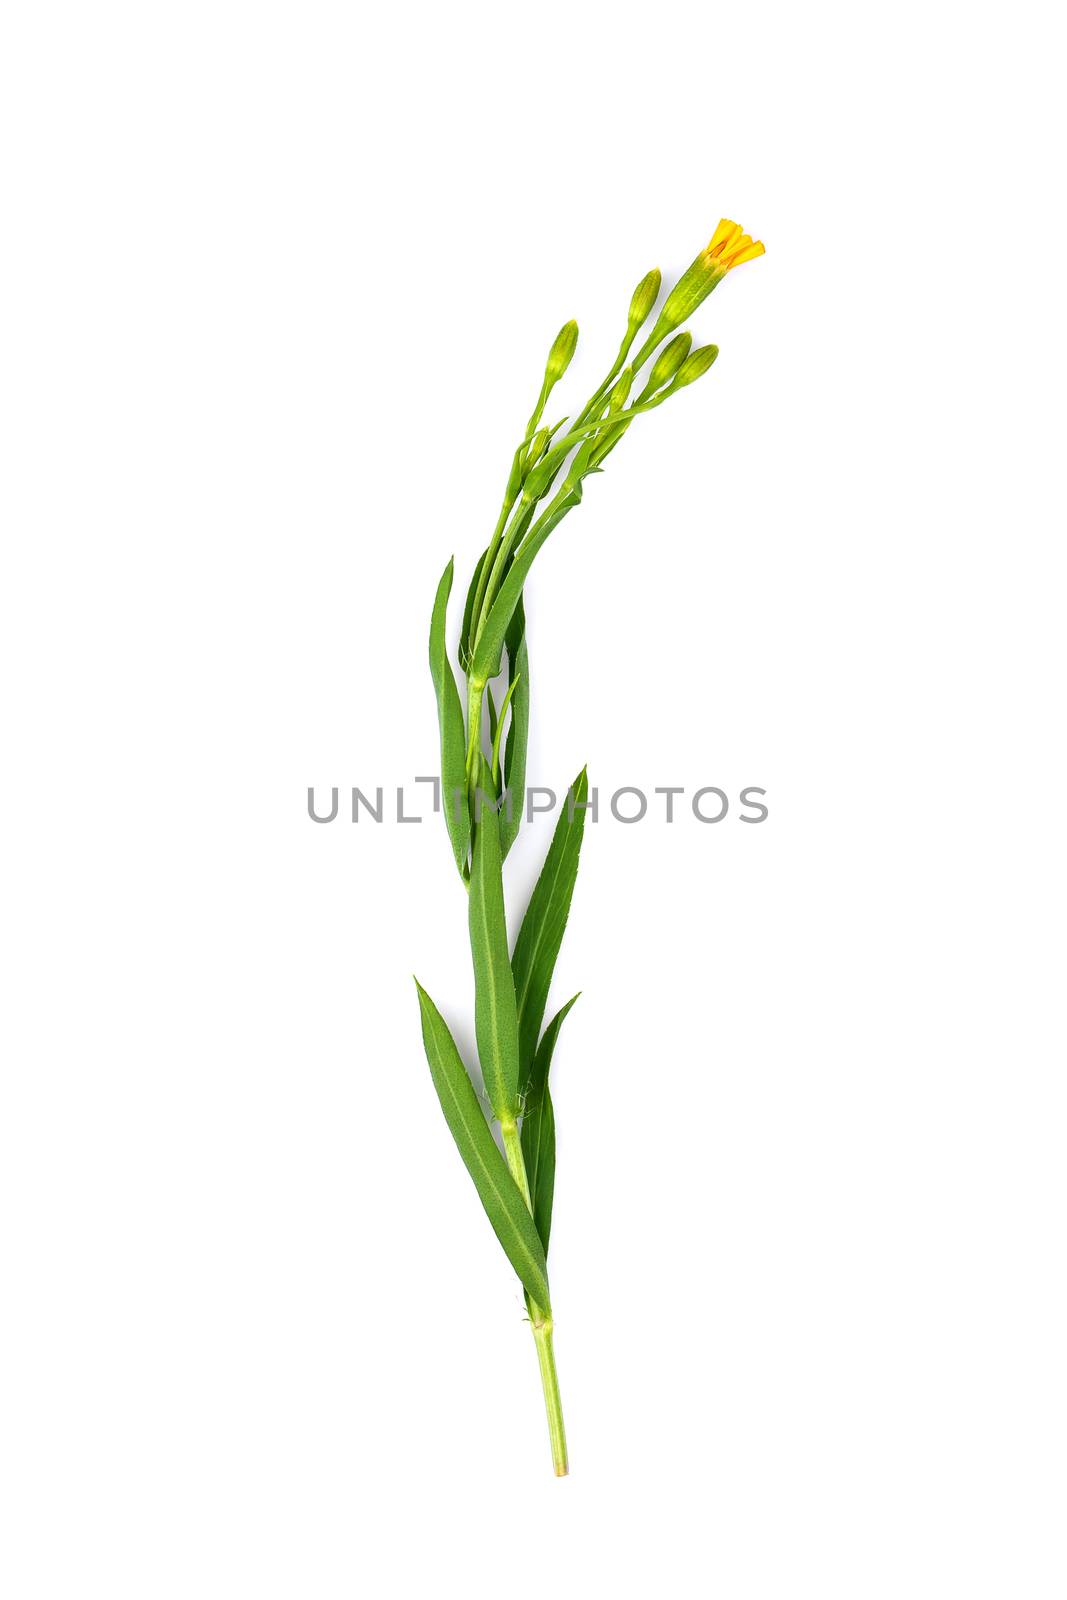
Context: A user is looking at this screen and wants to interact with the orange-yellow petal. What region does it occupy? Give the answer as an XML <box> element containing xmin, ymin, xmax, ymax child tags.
<box><xmin>726</xmin><ymin>239</ymin><xmax>765</xmax><ymax>269</ymax></box>
<box><xmin>703</xmin><ymin>218</ymin><xmax>765</xmax><ymax>270</ymax></box>
<box><xmin>707</xmin><ymin>217</ymin><xmax>741</xmax><ymax>254</ymax></box>
<box><xmin>710</xmin><ymin>222</ymin><xmax>742</xmax><ymax>259</ymax></box>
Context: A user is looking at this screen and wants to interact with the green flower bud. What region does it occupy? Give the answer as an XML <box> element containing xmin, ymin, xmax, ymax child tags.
<box><xmin>647</xmin><ymin>332</ymin><xmax>692</xmax><ymax>392</ymax></box>
<box><xmin>545</xmin><ymin>319</ymin><xmax>578</xmax><ymax>384</ymax></box>
<box><xmin>674</xmin><ymin>344</ymin><xmax>720</xmax><ymax>388</ymax></box>
<box><xmin>523</xmin><ymin>426</ymin><xmax>550</xmax><ymax>473</ymax></box>
<box><xmin>628</xmin><ymin>268</ymin><xmax>661</xmax><ymax>331</ymax></box>
<box><xmin>608</xmin><ymin>368</ymin><xmax>633</xmax><ymax>412</ymax></box>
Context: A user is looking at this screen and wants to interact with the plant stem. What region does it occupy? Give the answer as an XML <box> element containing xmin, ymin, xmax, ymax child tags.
<box><xmin>531</xmin><ymin>1313</ymin><xmax>568</xmax><ymax>1477</ymax></box>
<box><xmin>501</xmin><ymin>1118</ymin><xmax>569</xmax><ymax>1476</ymax></box>
<box><xmin>468</xmin><ymin>675</ymin><xmax>567</xmax><ymax>1474</ymax></box>
<box><xmin>475</xmin><ymin>496</ymin><xmax>537</xmax><ymax>645</ymax></box>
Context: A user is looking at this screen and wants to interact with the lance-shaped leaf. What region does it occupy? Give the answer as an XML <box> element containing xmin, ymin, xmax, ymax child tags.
<box><xmin>469</xmin><ymin>756</ymin><xmax>521</xmax><ymax>1121</ymax></box>
<box><xmin>521</xmin><ymin>994</ymin><xmax>579</xmax><ymax>1254</ymax></box>
<box><xmin>490</xmin><ymin>675</ymin><xmax>520</xmax><ymax>787</ymax></box>
<box><xmin>429</xmin><ymin>559</ymin><xmax>471</xmax><ymax>874</ymax></box>
<box><xmin>415</xmin><ymin>980</ymin><xmax>550</xmax><ymax>1309</ymax></box>
<box><xmin>459</xmin><ymin>546</ymin><xmax>488</xmax><ymax>671</ymax></box>
<box><xmin>486</xmin><ymin>682</ymin><xmax>498</xmax><ymax>750</ymax></box>
<box><xmin>500</xmin><ymin>597</ymin><xmax>529</xmax><ymax>860</ymax></box>
<box><xmin>512</xmin><ymin>768</ymin><xmax>589</xmax><ymax>1075</ymax></box>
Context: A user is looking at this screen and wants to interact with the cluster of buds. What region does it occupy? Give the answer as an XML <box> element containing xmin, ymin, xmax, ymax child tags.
<box><xmin>465</xmin><ymin>219</ymin><xmax>764</xmax><ymax>670</ymax></box>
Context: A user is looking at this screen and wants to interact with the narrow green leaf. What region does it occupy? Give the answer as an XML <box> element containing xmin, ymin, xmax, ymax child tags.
<box><xmin>491</xmin><ymin>674</ymin><xmax>520</xmax><ymax>788</ymax></box>
<box><xmin>469</xmin><ymin>757</ymin><xmax>521</xmax><ymax>1121</ymax></box>
<box><xmin>521</xmin><ymin>994</ymin><xmax>579</xmax><ymax>1254</ymax></box>
<box><xmin>530</xmin><ymin>1090</ymin><xmax>555</xmax><ymax>1256</ymax></box>
<box><xmin>512</xmin><ymin>768</ymin><xmax>589</xmax><ymax>1075</ymax></box>
<box><xmin>459</xmin><ymin>546</ymin><xmax>488</xmax><ymax>671</ymax></box>
<box><xmin>470</xmin><ymin>486</ymin><xmax>582</xmax><ymax>683</ymax></box>
<box><xmin>429</xmin><ymin>559</ymin><xmax>471</xmax><ymax>875</ymax></box>
<box><xmin>415</xmin><ymin>981</ymin><xmax>550</xmax><ymax>1309</ymax></box>
<box><xmin>523</xmin><ymin>993</ymin><xmax>580</xmax><ymax>1114</ymax></box>
<box><xmin>486</xmin><ymin>682</ymin><xmax>498</xmax><ymax>749</ymax></box>
<box><xmin>500</xmin><ymin>597</ymin><xmax>529</xmax><ymax>860</ymax></box>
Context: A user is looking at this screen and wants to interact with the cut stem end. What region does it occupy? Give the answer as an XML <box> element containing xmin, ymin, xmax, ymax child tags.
<box><xmin>533</xmin><ymin>1318</ymin><xmax>569</xmax><ymax>1477</ymax></box>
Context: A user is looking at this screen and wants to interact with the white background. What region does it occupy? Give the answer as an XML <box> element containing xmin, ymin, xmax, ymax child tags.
<box><xmin>2</xmin><ymin>2</ymin><xmax>1064</xmax><ymax>1595</ymax></box>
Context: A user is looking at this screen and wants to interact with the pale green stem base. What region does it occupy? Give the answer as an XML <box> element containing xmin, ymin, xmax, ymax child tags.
<box><xmin>501</xmin><ymin>1118</ymin><xmax>569</xmax><ymax>1476</ymax></box>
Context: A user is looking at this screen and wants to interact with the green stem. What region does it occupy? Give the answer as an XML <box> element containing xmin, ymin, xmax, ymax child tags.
<box><xmin>531</xmin><ymin>1314</ymin><xmax>568</xmax><ymax>1477</ymax></box>
<box><xmin>474</xmin><ymin>496</ymin><xmax>535</xmax><ymax>644</ymax></box>
<box><xmin>465</xmin><ymin>692</ymin><xmax>567</xmax><ymax>1473</ymax></box>
<box><xmin>468</xmin><ymin>491</ymin><xmax>516</xmax><ymax>657</ymax></box>
<box><xmin>468</xmin><ymin>400</ymin><xmax>543</xmax><ymax>650</ymax></box>
<box><xmin>572</xmin><ymin>311</ymin><xmax>669</xmax><ymax>430</ymax></box>
<box><xmin>501</xmin><ymin>1118</ymin><xmax>569</xmax><ymax>1476</ymax></box>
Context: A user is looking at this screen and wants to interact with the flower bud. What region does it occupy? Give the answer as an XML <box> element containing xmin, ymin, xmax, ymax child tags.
<box><xmin>608</xmin><ymin>368</ymin><xmax>633</xmax><ymax>412</ymax></box>
<box><xmin>673</xmin><ymin>344</ymin><xmax>720</xmax><ymax>387</ymax></box>
<box><xmin>646</xmin><ymin>332</ymin><xmax>692</xmax><ymax>393</ymax></box>
<box><xmin>627</xmin><ymin>268</ymin><xmax>661</xmax><ymax>331</ymax></box>
<box><xmin>545</xmin><ymin>319</ymin><xmax>578</xmax><ymax>384</ymax></box>
<box><xmin>523</xmin><ymin>426</ymin><xmax>550</xmax><ymax>473</ymax></box>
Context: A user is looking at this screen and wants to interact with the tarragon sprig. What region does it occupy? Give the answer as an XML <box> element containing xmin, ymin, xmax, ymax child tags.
<box><xmin>415</xmin><ymin>218</ymin><xmax>764</xmax><ymax>1475</ymax></box>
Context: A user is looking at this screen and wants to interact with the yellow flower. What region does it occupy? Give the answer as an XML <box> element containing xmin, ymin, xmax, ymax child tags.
<box><xmin>704</xmin><ymin>218</ymin><xmax>766</xmax><ymax>273</ymax></box>
<box><xmin>630</xmin><ymin>217</ymin><xmax>765</xmax><ymax>369</ymax></box>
